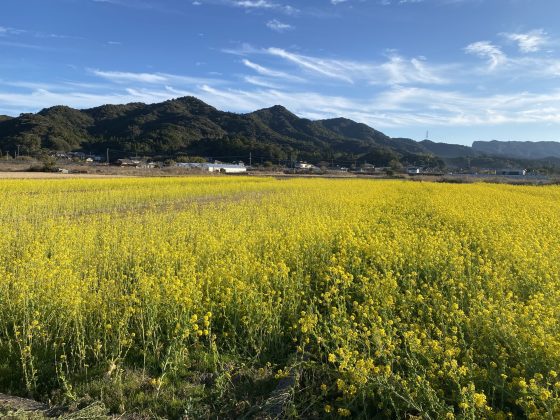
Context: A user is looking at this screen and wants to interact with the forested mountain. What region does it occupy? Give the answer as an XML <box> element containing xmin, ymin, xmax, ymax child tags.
<box><xmin>420</xmin><ymin>140</ymin><xmax>478</xmax><ymax>159</ymax></box>
<box><xmin>0</xmin><ymin>97</ymin><xmax>441</xmax><ymax>166</ymax></box>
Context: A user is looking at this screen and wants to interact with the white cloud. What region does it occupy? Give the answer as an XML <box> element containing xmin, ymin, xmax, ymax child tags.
<box><xmin>0</xmin><ymin>40</ymin><xmax>54</xmax><ymax>50</ymax></box>
<box><xmin>379</xmin><ymin>0</ymin><xmax>425</xmax><ymax>5</ymax></box>
<box><xmin>266</xmin><ymin>48</ymin><xmax>448</xmax><ymax>85</ymax></box>
<box><xmin>503</xmin><ymin>29</ymin><xmax>548</xmax><ymax>53</ymax></box>
<box><xmin>380</xmin><ymin>54</ymin><xmax>448</xmax><ymax>85</ymax></box>
<box><xmin>242</xmin><ymin>59</ymin><xmax>303</xmax><ymax>81</ymax></box>
<box><xmin>91</xmin><ymin>70</ymin><xmax>168</xmax><ymax>83</ymax></box>
<box><xmin>374</xmin><ymin>85</ymin><xmax>560</xmax><ymax>126</ymax></box>
<box><xmin>0</xmin><ymin>88</ymin><xmax>172</xmax><ymax>112</ymax></box>
<box><xmin>90</xmin><ymin>0</ymin><xmax>184</xmax><ymax>14</ymax></box>
<box><xmin>233</xmin><ymin>0</ymin><xmax>275</xmax><ymax>8</ymax></box>
<box><xmin>0</xmin><ymin>26</ymin><xmax>26</xmax><ymax>36</ymax></box>
<box><xmin>465</xmin><ymin>41</ymin><xmax>506</xmax><ymax>70</ymax></box>
<box><xmin>266</xmin><ymin>19</ymin><xmax>294</xmax><ymax>32</ymax></box>
<box><xmin>230</xmin><ymin>0</ymin><xmax>298</xmax><ymax>14</ymax></box>
<box><xmin>243</xmin><ymin>76</ymin><xmax>284</xmax><ymax>88</ymax></box>
<box><xmin>90</xmin><ymin>69</ymin><xmax>223</xmax><ymax>85</ymax></box>
<box><xmin>267</xmin><ymin>47</ymin><xmax>355</xmax><ymax>83</ymax></box>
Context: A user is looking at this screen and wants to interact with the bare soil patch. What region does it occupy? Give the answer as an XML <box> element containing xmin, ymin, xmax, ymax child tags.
<box><xmin>0</xmin><ymin>172</ymin><xmax>123</xmax><ymax>179</ymax></box>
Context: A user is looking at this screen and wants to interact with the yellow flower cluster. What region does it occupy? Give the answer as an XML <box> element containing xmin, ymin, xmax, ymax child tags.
<box><xmin>0</xmin><ymin>177</ymin><xmax>559</xmax><ymax>418</ymax></box>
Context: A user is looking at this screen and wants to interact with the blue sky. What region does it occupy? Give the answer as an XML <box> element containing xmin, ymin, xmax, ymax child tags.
<box><xmin>1</xmin><ymin>0</ymin><xmax>560</xmax><ymax>145</ymax></box>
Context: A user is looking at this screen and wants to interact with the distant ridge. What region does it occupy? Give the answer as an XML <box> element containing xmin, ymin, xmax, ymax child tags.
<box><xmin>472</xmin><ymin>140</ymin><xmax>560</xmax><ymax>160</ymax></box>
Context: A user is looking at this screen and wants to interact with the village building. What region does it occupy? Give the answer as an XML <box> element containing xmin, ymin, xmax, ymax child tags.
<box><xmin>295</xmin><ymin>162</ymin><xmax>317</xmax><ymax>170</ymax></box>
<box><xmin>176</xmin><ymin>162</ymin><xmax>247</xmax><ymax>173</ymax></box>
<box><xmin>117</xmin><ymin>158</ymin><xmax>142</xmax><ymax>167</ymax></box>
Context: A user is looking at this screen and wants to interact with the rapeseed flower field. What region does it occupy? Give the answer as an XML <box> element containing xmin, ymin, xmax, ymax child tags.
<box><xmin>0</xmin><ymin>177</ymin><xmax>559</xmax><ymax>418</ymax></box>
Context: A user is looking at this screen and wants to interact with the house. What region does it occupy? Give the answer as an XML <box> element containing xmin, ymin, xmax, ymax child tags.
<box><xmin>67</xmin><ymin>152</ymin><xmax>86</xmax><ymax>160</ymax></box>
<box><xmin>138</xmin><ymin>161</ymin><xmax>157</xmax><ymax>169</ymax></box>
<box><xmin>54</xmin><ymin>152</ymin><xmax>70</xmax><ymax>159</ymax></box>
<box><xmin>117</xmin><ymin>158</ymin><xmax>141</xmax><ymax>167</ymax></box>
<box><xmin>358</xmin><ymin>163</ymin><xmax>376</xmax><ymax>173</ymax></box>
<box><xmin>407</xmin><ymin>167</ymin><xmax>422</xmax><ymax>175</ymax></box>
<box><xmin>176</xmin><ymin>162</ymin><xmax>247</xmax><ymax>174</ymax></box>
<box><xmin>295</xmin><ymin>162</ymin><xmax>317</xmax><ymax>170</ymax></box>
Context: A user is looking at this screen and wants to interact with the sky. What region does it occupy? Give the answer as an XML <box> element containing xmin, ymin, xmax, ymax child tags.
<box><xmin>1</xmin><ymin>0</ymin><xmax>560</xmax><ymax>145</ymax></box>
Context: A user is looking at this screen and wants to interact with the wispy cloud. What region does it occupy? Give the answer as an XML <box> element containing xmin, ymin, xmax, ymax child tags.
<box><xmin>0</xmin><ymin>24</ymin><xmax>81</xmax><ymax>42</ymax></box>
<box><xmin>242</xmin><ymin>59</ymin><xmax>303</xmax><ymax>81</ymax></box>
<box><xmin>379</xmin><ymin>0</ymin><xmax>425</xmax><ymax>5</ymax></box>
<box><xmin>380</xmin><ymin>54</ymin><xmax>449</xmax><ymax>85</ymax></box>
<box><xmin>90</xmin><ymin>69</ymin><xmax>224</xmax><ymax>85</ymax></box>
<box><xmin>232</xmin><ymin>0</ymin><xmax>276</xmax><ymax>8</ymax></box>
<box><xmin>0</xmin><ymin>87</ymin><xmax>178</xmax><ymax>113</ymax></box>
<box><xmin>0</xmin><ymin>26</ymin><xmax>26</xmax><ymax>36</ymax></box>
<box><xmin>503</xmin><ymin>29</ymin><xmax>549</xmax><ymax>53</ymax></box>
<box><xmin>92</xmin><ymin>70</ymin><xmax>168</xmax><ymax>84</ymax></box>
<box><xmin>230</xmin><ymin>0</ymin><xmax>298</xmax><ymax>14</ymax></box>
<box><xmin>266</xmin><ymin>19</ymin><xmax>294</xmax><ymax>32</ymax></box>
<box><xmin>243</xmin><ymin>76</ymin><xmax>285</xmax><ymax>88</ymax></box>
<box><xmin>90</xmin><ymin>0</ymin><xmax>184</xmax><ymax>14</ymax></box>
<box><xmin>465</xmin><ymin>41</ymin><xmax>506</xmax><ymax>70</ymax></box>
<box><xmin>0</xmin><ymin>40</ymin><xmax>60</xmax><ymax>51</ymax></box>
<box><xmin>265</xmin><ymin>47</ymin><xmax>449</xmax><ymax>85</ymax></box>
<box><xmin>267</xmin><ymin>47</ymin><xmax>355</xmax><ymax>83</ymax></box>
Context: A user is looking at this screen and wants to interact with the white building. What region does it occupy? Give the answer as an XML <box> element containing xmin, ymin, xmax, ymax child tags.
<box><xmin>176</xmin><ymin>162</ymin><xmax>247</xmax><ymax>174</ymax></box>
<box><xmin>407</xmin><ymin>167</ymin><xmax>421</xmax><ymax>175</ymax></box>
<box><xmin>295</xmin><ymin>162</ymin><xmax>317</xmax><ymax>170</ymax></box>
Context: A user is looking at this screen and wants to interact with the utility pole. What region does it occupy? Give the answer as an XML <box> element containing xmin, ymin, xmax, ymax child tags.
<box><xmin>16</xmin><ymin>144</ymin><xmax>21</xmax><ymax>158</ymax></box>
<box><xmin>106</xmin><ymin>148</ymin><xmax>110</xmax><ymax>165</ymax></box>
<box><xmin>249</xmin><ymin>152</ymin><xmax>252</xmax><ymax>167</ymax></box>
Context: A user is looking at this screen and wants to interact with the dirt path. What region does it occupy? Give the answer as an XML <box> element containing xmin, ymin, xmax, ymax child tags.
<box><xmin>0</xmin><ymin>172</ymin><xmax>124</xmax><ymax>179</ymax></box>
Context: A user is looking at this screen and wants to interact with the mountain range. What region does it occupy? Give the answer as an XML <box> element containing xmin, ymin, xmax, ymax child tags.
<box><xmin>0</xmin><ymin>96</ymin><xmax>559</xmax><ymax>170</ymax></box>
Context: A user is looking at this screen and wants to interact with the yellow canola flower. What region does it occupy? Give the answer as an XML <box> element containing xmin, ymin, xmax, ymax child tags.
<box><xmin>0</xmin><ymin>177</ymin><xmax>559</xmax><ymax>419</ymax></box>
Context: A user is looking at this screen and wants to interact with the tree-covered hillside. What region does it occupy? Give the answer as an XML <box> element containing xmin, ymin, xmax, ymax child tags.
<box><xmin>0</xmin><ymin>97</ymin><xmax>442</xmax><ymax>166</ymax></box>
